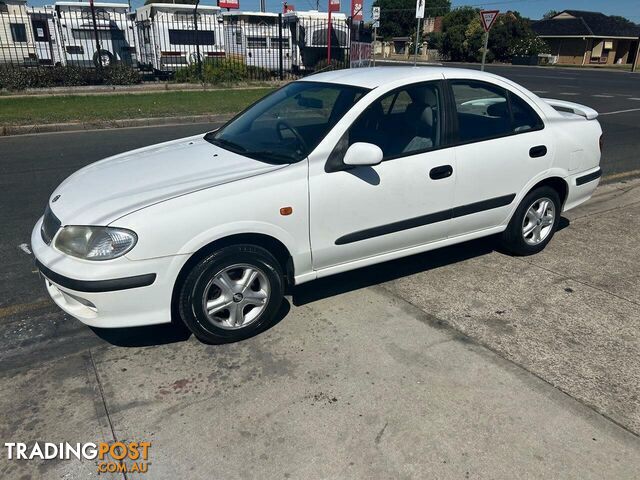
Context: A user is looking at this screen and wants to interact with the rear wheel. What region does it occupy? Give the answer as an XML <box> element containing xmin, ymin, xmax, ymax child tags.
<box><xmin>500</xmin><ymin>186</ymin><xmax>561</xmax><ymax>256</ymax></box>
<box><xmin>178</xmin><ymin>244</ymin><xmax>284</xmax><ymax>343</ymax></box>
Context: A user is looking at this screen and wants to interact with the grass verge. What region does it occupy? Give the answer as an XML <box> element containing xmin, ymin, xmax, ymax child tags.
<box><xmin>0</xmin><ymin>88</ymin><xmax>275</xmax><ymax>126</ymax></box>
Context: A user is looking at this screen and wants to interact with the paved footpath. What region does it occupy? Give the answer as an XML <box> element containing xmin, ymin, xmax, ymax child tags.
<box><xmin>1</xmin><ymin>179</ymin><xmax>639</xmax><ymax>478</ymax></box>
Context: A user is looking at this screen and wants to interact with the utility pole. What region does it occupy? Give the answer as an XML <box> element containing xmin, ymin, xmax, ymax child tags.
<box><xmin>89</xmin><ymin>0</ymin><xmax>103</xmax><ymax>71</ymax></box>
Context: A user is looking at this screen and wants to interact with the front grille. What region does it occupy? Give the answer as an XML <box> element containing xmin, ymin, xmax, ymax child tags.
<box><xmin>41</xmin><ymin>205</ymin><xmax>61</xmax><ymax>245</ymax></box>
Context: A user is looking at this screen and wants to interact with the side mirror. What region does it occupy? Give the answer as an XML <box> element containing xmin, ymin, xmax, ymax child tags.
<box><xmin>343</xmin><ymin>142</ymin><xmax>383</xmax><ymax>167</ymax></box>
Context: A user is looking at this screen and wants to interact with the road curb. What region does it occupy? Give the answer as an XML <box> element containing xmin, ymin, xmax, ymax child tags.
<box><xmin>1</xmin><ymin>113</ymin><xmax>235</xmax><ymax>136</ymax></box>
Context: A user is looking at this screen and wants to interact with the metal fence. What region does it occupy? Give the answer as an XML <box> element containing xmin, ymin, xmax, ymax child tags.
<box><xmin>0</xmin><ymin>3</ymin><xmax>370</xmax><ymax>82</ymax></box>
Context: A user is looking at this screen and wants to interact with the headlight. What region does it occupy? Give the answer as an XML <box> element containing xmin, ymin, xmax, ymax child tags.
<box><xmin>54</xmin><ymin>226</ymin><xmax>137</xmax><ymax>260</ymax></box>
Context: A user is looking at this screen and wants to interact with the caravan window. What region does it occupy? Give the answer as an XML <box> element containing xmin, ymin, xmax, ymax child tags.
<box><xmin>246</xmin><ymin>37</ymin><xmax>267</xmax><ymax>49</ymax></box>
<box><xmin>270</xmin><ymin>38</ymin><xmax>290</xmax><ymax>49</ymax></box>
<box><xmin>311</xmin><ymin>28</ymin><xmax>346</xmax><ymax>47</ymax></box>
<box><xmin>168</xmin><ymin>29</ymin><xmax>215</xmax><ymax>46</ymax></box>
<box><xmin>10</xmin><ymin>23</ymin><xmax>28</xmax><ymax>43</ymax></box>
<box><xmin>72</xmin><ymin>28</ymin><xmax>126</xmax><ymax>41</ymax></box>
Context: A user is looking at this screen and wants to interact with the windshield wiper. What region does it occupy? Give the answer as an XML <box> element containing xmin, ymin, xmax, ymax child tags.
<box><xmin>243</xmin><ymin>150</ymin><xmax>297</xmax><ymax>163</ymax></box>
<box><xmin>207</xmin><ymin>136</ymin><xmax>247</xmax><ymax>153</ymax></box>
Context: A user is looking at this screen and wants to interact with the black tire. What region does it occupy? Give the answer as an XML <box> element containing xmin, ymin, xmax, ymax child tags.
<box><xmin>178</xmin><ymin>244</ymin><xmax>284</xmax><ymax>343</ymax></box>
<box><xmin>93</xmin><ymin>49</ymin><xmax>114</xmax><ymax>68</ymax></box>
<box><xmin>500</xmin><ymin>186</ymin><xmax>561</xmax><ymax>256</ymax></box>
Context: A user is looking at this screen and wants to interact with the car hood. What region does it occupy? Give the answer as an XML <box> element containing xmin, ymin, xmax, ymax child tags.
<box><xmin>48</xmin><ymin>134</ymin><xmax>286</xmax><ymax>225</ymax></box>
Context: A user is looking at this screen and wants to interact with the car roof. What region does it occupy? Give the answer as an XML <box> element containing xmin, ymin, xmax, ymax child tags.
<box><xmin>299</xmin><ymin>66</ymin><xmax>506</xmax><ymax>90</ymax></box>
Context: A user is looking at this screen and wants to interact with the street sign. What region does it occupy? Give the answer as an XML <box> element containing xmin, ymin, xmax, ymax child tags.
<box><xmin>480</xmin><ymin>10</ymin><xmax>499</xmax><ymax>32</ymax></box>
<box><xmin>219</xmin><ymin>0</ymin><xmax>240</xmax><ymax>9</ymax></box>
<box><xmin>415</xmin><ymin>0</ymin><xmax>424</xmax><ymax>19</ymax></box>
<box><xmin>373</xmin><ymin>20</ymin><xmax>380</xmax><ymax>28</ymax></box>
<box><xmin>372</xmin><ymin>6</ymin><xmax>380</xmax><ymax>20</ymax></box>
<box><xmin>351</xmin><ymin>0</ymin><xmax>363</xmax><ymax>20</ymax></box>
<box><xmin>329</xmin><ymin>0</ymin><xmax>340</xmax><ymax>13</ymax></box>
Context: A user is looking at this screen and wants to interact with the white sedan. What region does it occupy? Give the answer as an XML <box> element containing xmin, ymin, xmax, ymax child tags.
<box><xmin>32</xmin><ymin>67</ymin><xmax>602</xmax><ymax>343</ymax></box>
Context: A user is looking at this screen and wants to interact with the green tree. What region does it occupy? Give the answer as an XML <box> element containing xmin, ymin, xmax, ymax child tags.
<box><xmin>542</xmin><ymin>10</ymin><xmax>558</xmax><ymax>20</ymax></box>
<box><xmin>372</xmin><ymin>0</ymin><xmax>450</xmax><ymax>39</ymax></box>
<box><xmin>489</xmin><ymin>12</ymin><xmax>532</xmax><ymax>61</ymax></box>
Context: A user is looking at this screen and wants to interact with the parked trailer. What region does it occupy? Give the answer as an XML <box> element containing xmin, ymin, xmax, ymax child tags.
<box><xmin>283</xmin><ymin>10</ymin><xmax>349</xmax><ymax>72</ymax></box>
<box><xmin>0</xmin><ymin>0</ymin><xmax>37</xmax><ymax>65</ymax></box>
<box><xmin>135</xmin><ymin>3</ymin><xmax>224</xmax><ymax>73</ymax></box>
<box><xmin>222</xmin><ymin>11</ymin><xmax>291</xmax><ymax>72</ymax></box>
<box><xmin>55</xmin><ymin>1</ymin><xmax>136</xmax><ymax>68</ymax></box>
<box><xmin>27</xmin><ymin>6</ymin><xmax>64</xmax><ymax>65</ymax></box>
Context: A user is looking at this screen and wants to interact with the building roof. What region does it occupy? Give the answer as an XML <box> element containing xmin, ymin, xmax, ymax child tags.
<box><xmin>532</xmin><ymin>10</ymin><xmax>640</xmax><ymax>38</ymax></box>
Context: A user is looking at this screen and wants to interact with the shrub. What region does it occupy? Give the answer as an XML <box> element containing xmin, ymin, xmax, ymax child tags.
<box><xmin>0</xmin><ymin>64</ymin><xmax>140</xmax><ymax>91</ymax></box>
<box><xmin>313</xmin><ymin>58</ymin><xmax>348</xmax><ymax>72</ymax></box>
<box><xmin>173</xmin><ymin>59</ymin><xmax>272</xmax><ymax>84</ymax></box>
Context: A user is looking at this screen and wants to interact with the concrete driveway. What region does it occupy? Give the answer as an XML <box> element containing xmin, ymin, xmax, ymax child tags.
<box><xmin>1</xmin><ymin>178</ymin><xmax>639</xmax><ymax>479</ymax></box>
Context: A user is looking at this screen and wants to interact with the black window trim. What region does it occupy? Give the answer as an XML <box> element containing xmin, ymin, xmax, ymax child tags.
<box><xmin>325</xmin><ymin>79</ymin><xmax>454</xmax><ymax>173</ymax></box>
<box><xmin>447</xmin><ymin>79</ymin><xmax>545</xmax><ymax>148</ymax></box>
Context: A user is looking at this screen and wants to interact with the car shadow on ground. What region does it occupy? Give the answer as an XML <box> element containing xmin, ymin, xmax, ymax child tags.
<box><xmin>92</xmin><ymin>217</ymin><xmax>569</xmax><ymax>347</ymax></box>
<box><xmin>90</xmin><ymin>300</ymin><xmax>292</xmax><ymax>348</ymax></box>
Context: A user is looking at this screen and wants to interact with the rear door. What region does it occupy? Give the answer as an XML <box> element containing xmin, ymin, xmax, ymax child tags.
<box><xmin>445</xmin><ymin>77</ymin><xmax>553</xmax><ymax>237</ymax></box>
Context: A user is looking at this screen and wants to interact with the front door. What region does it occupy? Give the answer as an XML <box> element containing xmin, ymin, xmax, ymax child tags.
<box><xmin>309</xmin><ymin>81</ymin><xmax>456</xmax><ymax>270</ymax></box>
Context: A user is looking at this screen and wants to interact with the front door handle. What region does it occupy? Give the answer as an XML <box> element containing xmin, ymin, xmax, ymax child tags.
<box><xmin>430</xmin><ymin>165</ymin><xmax>453</xmax><ymax>180</ymax></box>
<box><xmin>529</xmin><ymin>145</ymin><xmax>547</xmax><ymax>158</ymax></box>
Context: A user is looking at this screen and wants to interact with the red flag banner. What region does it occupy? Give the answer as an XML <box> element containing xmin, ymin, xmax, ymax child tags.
<box><xmin>351</xmin><ymin>0</ymin><xmax>363</xmax><ymax>20</ymax></box>
<box><xmin>219</xmin><ymin>0</ymin><xmax>240</xmax><ymax>9</ymax></box>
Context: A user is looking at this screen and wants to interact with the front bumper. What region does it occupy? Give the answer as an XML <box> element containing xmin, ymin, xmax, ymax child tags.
<box><xmin>32</xmin><ymin>217</ymin><xmax>186</xmax><ymax>328</ymax></box>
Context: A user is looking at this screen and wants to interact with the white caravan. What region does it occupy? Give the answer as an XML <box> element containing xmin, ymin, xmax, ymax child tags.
<box><xmin>283</xmin><ymin>10</ymin><xmax>349</xmax><ymax>72</ymax></box>
<box><xmin>0</xmin><ymin>0</ymin><xmax>37</xmax><ymax>65</ymax></box>
<box><xmin>135</xmin><ymin>3</ymin><xmax>224</xmax><ymax>73</ymax></box>
<box><xmin>55</xmin><ymin>1</ymin><xmax>136</xmax><ymax>67</ymax></box>
<box><xmin>222</xmin><ymin>11</ymin><xmax>291</xmax><ymax>72</ymax></box>
<box><xmin>27</xmin><ymin>6</ymin><xmax>64</xmax><ymax>65</ymax></box>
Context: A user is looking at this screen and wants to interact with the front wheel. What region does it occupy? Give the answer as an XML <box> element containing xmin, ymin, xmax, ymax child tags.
<box><xmin>178</xmin><ymin>245</ymin><xmax>284</xmax><ymax>343</ymax></box>
<box><xmin>500</xmin><ymin>186</ymin><xmax>561</xmax><ymax>256</ymax></box>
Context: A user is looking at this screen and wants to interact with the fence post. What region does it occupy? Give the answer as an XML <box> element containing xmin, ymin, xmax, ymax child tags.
<box><xmin>194</xmin><ymin>0</ymin><xmax>202</xmax><ymax>81</ymax></box>
<box><xmin>89</xmin><ymin>0</ymin><xmax>102</xmax><ymax>71</ymax></box>
<box><xmin>278</xmin><ymin>13</ymin><xmax>284</xmax><ymax>80</ymax></box>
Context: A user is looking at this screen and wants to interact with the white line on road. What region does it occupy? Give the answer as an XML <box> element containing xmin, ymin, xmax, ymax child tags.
<box><xmin>592</xmin><ymin>94</ymin><xmax>614</xmax><ymax>98</ymax></box>
<box><xmin>558</xmin><ymin>92</ymin><xmax>579</xmax><ymax>96</ymax></box>
<box><xmin>599</xmin><ymin>108</ymin><xmax>640</xmax><ymax>116</ymax></box>
<box><xmin>18</xmin><ymin>243</ymin><xmax>32</xmax><ymax>255</ymax></box>
<box><xmin>629</xmin><ymin>98</ymin><xmax>640</xmax><ymax>101</ymax></box>
<box><xmin>532</xmin><ymin>90</ymin><xmax>548</xmax><ymax>94</ymax></box>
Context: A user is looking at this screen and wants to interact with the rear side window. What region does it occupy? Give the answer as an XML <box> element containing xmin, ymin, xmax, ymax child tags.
<box><xmin>451</xmin><ymin>80</ymin><xmax>542</xmax><ymax>143</ymax></box>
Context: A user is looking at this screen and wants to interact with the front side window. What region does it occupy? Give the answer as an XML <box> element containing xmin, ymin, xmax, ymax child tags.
<box><xmin>206</xmin><ymin>81</ymin><xmax>368</xmax><ymax>164</ymax></box>
<box><xmin>10</xmin><ymin>23</ymin><xmax>27</xmax><ymax>43</ymax></box>
<box><xmin>346</xmin><ymin>82</ymin><xmax>442</xmax><ymax>160</ymax></box>
<box><xmin>451</xmin><ymin>80</ymin><xmax>542</xmax><ymax>143</ymax></box>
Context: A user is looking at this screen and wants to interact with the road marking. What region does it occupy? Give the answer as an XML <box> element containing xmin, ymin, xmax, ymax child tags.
<box><xmin>532</xmin><ymin>90</ymin><xmax>548</xmax><ymax>94</ymax></box>
<box><xmin>509</xmin><ymin>73</ymin><xmax>576</xmax><ymax>80</ymax></box>
<box><xmin>592</xmin><ymin>94</ymin><xmax>614</xmax><ymax>98</ymax></box>
<box><xmin>629</xmin><ymin>98</ymin><xmax>640</xmax><ymax>101</ymax></box>
<box><xmin>18</xmin><ymin>243</ymin><xmax>32</xmax><ymax>255</ymax></box>
<box><xmin>600</xmin><ymin>108</ymin><xmax>640</xmax><ymax>116</ymax></box>
<box><xmin>558</xmin><ymin>92</ymin><xmax>579</xmax><ymax>96</ymax></box>
<box><xmin>0</xmin><ymin>299</ymin><xmax>52</xmax><ymax>319</ymax></box>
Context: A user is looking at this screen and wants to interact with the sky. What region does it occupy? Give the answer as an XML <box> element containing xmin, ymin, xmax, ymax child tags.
<box><xmin>26</xmin><ymin>0</ymin><xmax>640</xmax><ymax>23</ymax></box>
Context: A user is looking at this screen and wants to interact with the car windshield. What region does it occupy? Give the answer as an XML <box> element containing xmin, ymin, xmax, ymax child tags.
<box><xmin>205</xmin><ymin>81</ymin><xmax>369</xmax><ymax>164</ymax></box>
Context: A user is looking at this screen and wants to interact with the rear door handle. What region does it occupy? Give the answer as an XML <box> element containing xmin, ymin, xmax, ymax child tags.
<box><xmin>430</xmin><ymin>165</ymin><xmax>453</xmax><ymax>180</ymax></box>
<box><xmin>529</xmin><ymin>145</ymin><xmax>547</xmax><ymax>158</ymax></box>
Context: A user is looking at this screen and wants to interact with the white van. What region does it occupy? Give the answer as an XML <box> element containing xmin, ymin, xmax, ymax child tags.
<box><xmin>283</xmin><ymin>10</ymin><xmax>349</xmax><ymax>72</ymax></box>
<box><xmin>135</xmin><ymin>3</ymin><xmax>224</xmax><ymax>73</ymax></box>
<box><xmin>0</xmin><ymin>0</ymin><xmax>37</xmax><ymax>65</ymax></box>
<box><xmin>55</xmin><ymin>1</ymin><xmax>136</xmax><ymax>67</ymax></box>
<box><xmin>222</xmin><ymin>11</ymin><xmax>291</xmax><ymax>72</ymax></box>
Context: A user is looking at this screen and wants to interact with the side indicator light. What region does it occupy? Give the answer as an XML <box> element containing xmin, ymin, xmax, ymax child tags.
<box><xmin>280</xmin><ymin>207</ymin><xmax>293</xmax><ymax>216</ymax></box>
